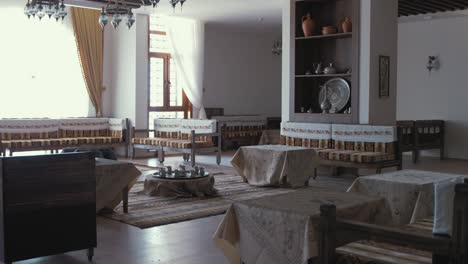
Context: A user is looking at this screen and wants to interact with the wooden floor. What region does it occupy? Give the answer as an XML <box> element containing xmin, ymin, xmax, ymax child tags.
<box><xmin>16</xmin><ymin>152</ymin><xmax>468</xmax><ymax>264</ymax></box>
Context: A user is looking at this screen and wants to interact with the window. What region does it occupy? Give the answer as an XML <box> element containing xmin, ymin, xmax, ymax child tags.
<box><xmin>0</xmin><ymin>7</ymin><xmax>90</xmax><ymax>118</ymax></box>
<box><xmin>148</xmin><ymin>16</ymin><xmax>191</xmax><ymax>128</ymax></box>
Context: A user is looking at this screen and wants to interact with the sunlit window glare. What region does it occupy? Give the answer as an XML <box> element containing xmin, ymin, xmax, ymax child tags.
<box><xmin>0</xmin><ymin>7</ymin><xmax>90</xmax><ymax>118</ymax></box>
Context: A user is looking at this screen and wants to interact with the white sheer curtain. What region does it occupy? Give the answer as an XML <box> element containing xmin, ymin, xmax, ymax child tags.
<box><xmin>0</xmin><ymin>6</ymin><xmax>91</xmax><ymax>118</ymax></box>
<box><xmin>165</xmin><ymin>17</ymin><xmax>206</xmax><ymax>119</ymax></box>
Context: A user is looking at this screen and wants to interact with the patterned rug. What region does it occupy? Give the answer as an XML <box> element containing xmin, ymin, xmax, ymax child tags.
<box><xmin>101</xmin><ymin>163</ymin><xmax>295</xmax><ymax>229</ymax></box>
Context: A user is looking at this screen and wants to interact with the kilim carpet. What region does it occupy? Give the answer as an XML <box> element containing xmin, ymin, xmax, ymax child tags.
<box><xmin>101</xmin><ymin>163</ymin><xmax>296</xmax><ymax>229</ymax></box>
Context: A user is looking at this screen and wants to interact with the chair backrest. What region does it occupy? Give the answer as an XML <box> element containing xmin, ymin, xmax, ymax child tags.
<box><xmin>0</xmin><ymin>152</ymin><xmax>96</xmax><ymax>262</ymax></box>
<box><xmin>396</xmin><ymin>120</ymin><xmax>415</xmax><ymax>149</ymax></box>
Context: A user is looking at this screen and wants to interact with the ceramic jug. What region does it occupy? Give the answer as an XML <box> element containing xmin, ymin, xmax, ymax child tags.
<box><xmin>342</xmin><ymin>17</ymin><xmax>352</xmax><ymax>33</ymax></box>
<box><xmin>320</xmin><ymin>86</ymin><xmax>332</xmax><ymax>114</ymax></box>
<box><xmin>302</xmin><ymin>13</ymin><xmax>316</xmax><ymax>37</ymax></box>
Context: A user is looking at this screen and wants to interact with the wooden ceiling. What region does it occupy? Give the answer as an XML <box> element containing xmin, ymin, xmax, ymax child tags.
<box><xmin>82</xmin><ymin>0</ymin><xmax>153</xmax><ymax>8</ymax></box>
<box><xmin>399</xmin><ymin>0</ymin><xmax>468</xmax><ymax>17</ymax></box>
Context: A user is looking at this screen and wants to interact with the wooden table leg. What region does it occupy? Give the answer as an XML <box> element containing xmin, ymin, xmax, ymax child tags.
<box><xmin>122</xmin><ymin>185</ymin><xmax>129</xmax><ymax>214</ymax></box>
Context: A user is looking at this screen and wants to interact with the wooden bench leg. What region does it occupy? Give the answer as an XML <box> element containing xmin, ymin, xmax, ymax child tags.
<box><xmin>319</xmin><ymin>204</ymin><xmax>337</xmax><ymax>264</ymax></box>
<box><xmin>158</xmin><ymin>147</ymin><xmax>165</xmax><ymax>164</ymax></box>
<box><xmin>216</xmin><ymin>151</ymin><xmax>221</xmax><ymax>165</ymax></box>
<box><xmin>87</xmin><ymin>247</ymin><xmax>94</xmax><ymax>262</ymax></box>
<box><xmin>191</xmin><ymin>149</ymin><xmax>196</xmax><ymax>167</ymax></box>
<box><xmin>432</xmin><ymin>253</ymin><xmax>450</xmax><ymax>264</ymax></box>
<box><xmin>132</xmin><ymin>146</ymin><xmax>136</xmax><ymax>159</ymax></box>
<box><xmin>122</xmin><ymin>185</ymin><xmax>129</xmax><ymax>214</ymax></box>
<box><xmin>412</xmin><ymin>150</ymin><xmax>419</xmax><ymax>163</ymax></box>
<box><xmin>313</xmin><ymin>168</ymin><xmax>318</xmax><ymax>180</ymax></box>
<box><xmin>331</xmin><ymin>167</ymin><xmax>338</xmax><ymax>176</ymax></box>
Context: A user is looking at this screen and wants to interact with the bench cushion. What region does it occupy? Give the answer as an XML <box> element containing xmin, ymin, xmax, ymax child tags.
<box><xmin>132</xmin><ymin>137</ymin><xmax>213</xmax><ymax>149</ymax></box>
<box><xmin>350</xmin><ymin>152</ymin><xmax>396</xmax><ymax>163</ymax></box>
<box><xmin>318</xmin><ymin>149</ymin><xmax>395</xmax><ymax>164</ymax></box>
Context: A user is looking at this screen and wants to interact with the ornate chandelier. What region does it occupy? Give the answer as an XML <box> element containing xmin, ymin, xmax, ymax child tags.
<box><xmin>149</xmin><ymin>0</ymin><xmax>187</xmax><ymax>10</ymax></box>
<box><xmin>99</xmin><ymin>0</ymin><xmax>136</xmax><ymax>29</ymax></box>
<box><xmin>24</xmin><ymin>0</ymin><xmax>68</xmax><ymax>21</ymax></box>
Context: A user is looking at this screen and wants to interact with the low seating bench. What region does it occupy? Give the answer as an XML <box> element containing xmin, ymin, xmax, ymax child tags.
<box><xmin>0</xmin><ymin>118</ymin><xmax>129</xmax><ymax>157</ymax></box>
<box><xmin>131</xmin><ymin>119</ymin><xmax>222</xmax><ymax>167</ymax></box>
<box><xmin>212</xmin><ymin>115</ymin><xmax>267</xmax><ymax>149</ymax></box>
<box><xmin>397</xmin><ymin>120</ymin><xmax>445</xmax><ymax>163</ymax></box>
<box><xmin>280</xmin><ymin>122</ymin><xmax>402</xmax><ymax>175</ymax></box>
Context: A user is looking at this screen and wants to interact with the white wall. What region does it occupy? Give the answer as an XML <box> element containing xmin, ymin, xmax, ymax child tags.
<box><xmin>397</xmin><ymin>16</ymin><xmax>468</xmax><ymax>159</ymax></box>
<box><xmin>103</xmin><ymin>15</ymin><xmax>148</xmax><ymax>129</ymax></box>
<box><xmin>359</xmin><ymin>0</ymin><xmax>398</xmax><ymax>125</ymax></box>
<box><xmin>203</xmin><ymin>24</ymin><xmax>282</xmax><ymax>117</ymax></box>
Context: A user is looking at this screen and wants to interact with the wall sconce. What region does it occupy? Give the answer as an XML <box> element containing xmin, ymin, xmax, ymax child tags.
<box><xmin>272</xmin><ymin>40</ymin><xmax>282</xmax><ymax>56</ymax></box>
<box><xmin>427</xmin><ymin>56</ymin><xmax>440</xmax><ymax>72</ymax></box>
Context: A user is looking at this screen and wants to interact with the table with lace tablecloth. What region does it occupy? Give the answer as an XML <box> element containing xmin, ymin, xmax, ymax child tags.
<box><xmin>231</xmin><ymin>145</ymin><xmax>319</xmax><ymax>188</ymax></box>
<box><xmin>213</xmin><ymin>188</ymin><xmax>389</xmax><ymax>264</ymax></box>
<box><xmin>95</xmin><ymin>158</ymin><xmax>141</xmax><ymax>213</ymax></box>
<box><xmin>347</xmin><ymin>169</ymin><xmax>467</xmax><ymax>227</ymax></box>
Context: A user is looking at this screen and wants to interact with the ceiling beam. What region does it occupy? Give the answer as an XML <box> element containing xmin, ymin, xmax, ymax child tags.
<box><xmin>399</xmin><ymin>0</ymin><xmax>468</xmax><ymax>16</ymax></box>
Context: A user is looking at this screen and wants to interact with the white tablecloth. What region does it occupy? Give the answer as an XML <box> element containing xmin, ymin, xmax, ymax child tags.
<box><xmin>95</xmin><ymin>158</ymin><xmax>141</xmax><ymax>212</ymax></box>
<box><xmin>347</xmin><ymin>169</ymin><xmax>466</xmax><ymax>226</ymax></box>
<box><xmin>230</xmin><ymin>145</ymin><xmax>319</xmax><ymax>188</ymax></box>
<box><xmin>213</xmin><ymin>189</ymin><xmax>389</xmax><ymax>264</ymax></box>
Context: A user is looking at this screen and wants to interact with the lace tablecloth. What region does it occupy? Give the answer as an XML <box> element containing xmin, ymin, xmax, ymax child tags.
<box><xmin>213</xmin><ymin>188</ymin><xmax>388</xmax><ymax>264</ymax></box>
<box><xmin>347</xmin><ymin>169</ymin><xmax>466</xmax><ymax>226</ymax></box>
<box><xmin>231</xmin><ymin>145</ymin><xmax>319</xmax><ymax>188</ymax></box>
<box><xmin>258</xmin><ymin>130</ymin><xmax>281</xmax><ymax>145</ymax></box>
<box><xmin>142</xmin><ymin>172</ymin><xmax>216</xmax><ymax>197</ymax></box>
<box><xmin>95</xmin><ymin>158</ymin><xmax>141</xmax><ymax>212</ymax></box>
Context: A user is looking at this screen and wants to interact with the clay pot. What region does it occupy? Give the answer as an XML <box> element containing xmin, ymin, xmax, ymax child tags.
<box><xmin>302</xmin><ymin>13</ymin><xmax>316</xmax><ymax>37</ymax></box>
<box><xmin>342</xmin><ymin>17</ymin><xmax>352</xmax><ymax>33</ymax></box>
<box><xmin>322</xmin><ymin>26</ymin><xmax>337</xmax><ymax>35</ymax></box>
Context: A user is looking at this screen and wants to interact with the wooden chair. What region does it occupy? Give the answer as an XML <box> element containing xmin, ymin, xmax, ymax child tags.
<box><xmin>0</xmin><ymin>152</ymin><xmax>97</xmax><ymax>264</ymax></box>
<box><xmin>318</xmin><ymin>180</ymin><xmax>468</xmax><ymax>264</ymax></box>
<box><xmin>397</xmin><ymin>120</ymin><xmax>445</xmax><ymax>163</ymax></box>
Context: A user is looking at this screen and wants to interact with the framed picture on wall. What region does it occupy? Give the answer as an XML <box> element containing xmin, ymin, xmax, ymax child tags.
<box><xmin>379</xmin><ymin>55</ymin><xmax>390</xmax><ymax>98</ymax></box>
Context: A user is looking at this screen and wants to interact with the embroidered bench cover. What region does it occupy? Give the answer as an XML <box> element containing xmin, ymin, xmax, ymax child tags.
<box><xmin>280</xmin><ymin>122</ymin><xmax>397</xmax><ymax>164</ymax></box>
<box><xmin>0</xmin><ymin>118</ymin><xmax>127</xmax><ymax>152</ymax></box>
<box><xmin>132</xmin><ymin>119</ymin><xmax>217</xmax><ymax>149</ymax></box>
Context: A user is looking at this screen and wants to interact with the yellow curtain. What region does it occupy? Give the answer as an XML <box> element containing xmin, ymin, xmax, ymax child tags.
<box><xmin>71</xmin><ymin>7</ymin><xmax>103</xmax><ymax>117</ymax></box>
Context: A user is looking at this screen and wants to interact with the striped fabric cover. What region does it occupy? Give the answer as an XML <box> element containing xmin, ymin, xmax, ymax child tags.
<box><xmin>318</xmin><ymin>124</ymin><xmax>397</xmax><ymax>163</ymax></box>
<box><xmin>59</xmin><ymin>118</ymin><xmax>110</xmax><ymax>138</ymax></box>
<box><xmin>280</xmin><ymin>122</ymin><xmax>332</xmax><ymax>149</ymax></box>
<box><xmin>214</xmin><ymin>116</ymin><xmax>266</xmax><ymax>139</ymax></box>
<box><xmin>132</xmin><ymin>119</ymin><xmax>217</xmax><ymax>149</ymax></box>
<box><xmin>0</xmin><ymin>119</ymin><xmax>60</xmax><ymax>140</ymax></box>
<box><xmin>279</xmin><ymin>122</ymin><xmax>397</xmax><ymax>164</ymax></box>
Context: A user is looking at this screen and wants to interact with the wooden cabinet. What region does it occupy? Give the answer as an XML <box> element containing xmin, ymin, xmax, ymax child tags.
<box><xmin>0</xmin><ymin>153</ymin><xmax>96</xmax><ymax>263</ymax></box>
<box><xmin>292</xmin><ymin>0</ymin><xmax>360</xmax><ymax>123</ymax></box>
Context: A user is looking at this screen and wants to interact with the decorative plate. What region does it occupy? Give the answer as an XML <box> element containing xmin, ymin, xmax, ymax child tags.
<box><xmin>318</xmin><ymin>78</ymin><xmax>351</xmax><ymax>113</ymax></box>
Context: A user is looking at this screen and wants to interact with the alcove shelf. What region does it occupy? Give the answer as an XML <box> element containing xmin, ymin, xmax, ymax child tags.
<box><xmin>293</xmin><ymin>0</ymin><xmax>360</xmax><ymax>123</ymax></box>
<box><xmin>295</xmin><ymin>32</ymin><xmax>352</xmax><ymax>40</ymax></box>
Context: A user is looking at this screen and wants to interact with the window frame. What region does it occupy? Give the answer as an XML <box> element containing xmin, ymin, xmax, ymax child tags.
<box><xmin>147</xmin><ymin>16</ymin><xmax>192</xmax><ymax>122</ymax></box>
